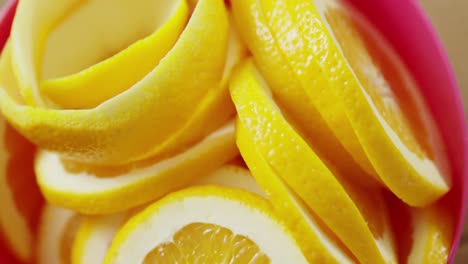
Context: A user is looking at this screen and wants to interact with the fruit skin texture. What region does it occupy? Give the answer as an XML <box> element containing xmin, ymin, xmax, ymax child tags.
<box><xmin>230</xmin><ymin>59</ymin><xmax>396</xmax><ymax>264</ymax></box>
<box><xmin>231</xmin><ymin>0</ymin><xmax>377</xmax><ymax>181</ymax></box>
<box><xmin>0</xmin><ymin>0</ymin><xmax>232</xmax><ymax>166</ymax></box>
<box><xmin>232</xmin><ymin>0</ymin><xmax>450</xmax><ymax>207</ymax></box>
<box><xmin>35</xmin><ymin>122</ymin><xmax>238</xmax><ymax>215</ymax></box>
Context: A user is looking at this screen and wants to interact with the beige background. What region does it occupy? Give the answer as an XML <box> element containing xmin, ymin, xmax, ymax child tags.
<box><xmin>418</xmin><ymin>1</ymin><xmax>468</xmax><ymax>263</ymax></box>
<box><xmin>0</xmin><ymin>0</ymin><xmax>466</xmax><ymax>263</ymax></box>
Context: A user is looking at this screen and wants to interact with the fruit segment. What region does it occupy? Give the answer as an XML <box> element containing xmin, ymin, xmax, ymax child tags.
<box><xmin>0</xmin><ymin>115</ymin><xmax>43</xmax><ymax>262</ymax></box>
<box><xmin>232</xmin><ymin>0</ymin><xmax>450</xmax><ymax>206</ymax></box>
<box><xmin>230</xmin><ymin>60</ymin><xmax>396</xmax><ymax>264</ymax></box>
<box><xmin>35</xmin><ymin>122</ymin><xmax>238</xmax><ymax>214</ymax></box>
<box><xmin>104</xmin><ymin>186</ymin><xmax>308</xmax><ymax>264</ymax></box>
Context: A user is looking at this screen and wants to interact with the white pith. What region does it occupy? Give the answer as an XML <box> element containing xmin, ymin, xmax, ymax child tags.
<box><xmin>36</xmin><ymin>122</ymin><xmax>235</xmax><ymax>193</ymax></box>
<box><xmin>42</xmin><ymin>0</ymin><xmax>182</xmax><ymax>79</ymax></box>
<box><xmin>76</xmin><ymin>165</ymin><xmax>265</xmax><ymax>263</ymax></box>
<box><xmin>78</xmin><ymin>213</ymin><xmax>127</xmax><ymax>264</ymax></box>
<box><xmin>109</xmin><ymin>194</ymin><xmax>308</xmax><ymax>264</ymax></box>
<box><xmin>37</xmin><ymin>205</ymin><xmax>75</xmax><ymax>264</ymax></box>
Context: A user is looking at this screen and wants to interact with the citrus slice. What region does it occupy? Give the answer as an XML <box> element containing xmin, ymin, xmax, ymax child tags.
<box><xmin>233</xmin><ymin>0</ymin><xmax>450</xmax><ymax>206</ymax></box>
<box><xmin>0</xmin><ymin>116</ymin><xmax>43</xmax><ymax>262</ymax></box>
<box><xmin>231</xmin><ymin>0</ymin><xmax>377</xmax><ymax>181</ymax></box>
<box><xmin>35</xmin><ymin>121</ymin><xmax>238</xmax><ymax>215</ymax></box>
<box><xmin>237</xmin><ymin>122</ymin><xmax>355</xmax><ymax>263</ymax></box>
<box><xmin>387</xmin><ymin>198</ymin><xmax>453</xmax><ymax>264</ymax></box>
<box><xmin>406</xmin><ymin>206</ymin><xmax>452</xmax><ymax>264</ymax></box>
<box><xmin>72</xmin><ymin>213</ymin><xmax>128</xmax><ymax>264</ymax></box>
<box><xmin>104</xmin><ymin>186</ymin><xmax>308</xmax><ymax>263</ymax></box>
<box><xmin>230</xmin><ymin>60</ymin><xmax>396</xmax><ymax>264</ymax></box>
<box><xmin>71</xmin><ymin>165</ymin><xmax>264</xmax><ymax>264</ymax></box>
<box><xmin>0</xmin><ymin>0</ymin><xmax>231</xmax><ymax>166</ymax></box>
<box><xmin>36</xmin><ymin>204</ymin><xmax>79</xmax><ymax>264</ymax></box>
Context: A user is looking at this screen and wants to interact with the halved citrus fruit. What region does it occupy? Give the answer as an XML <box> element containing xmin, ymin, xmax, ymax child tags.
<box><xmin>232</xmin><ymin>0</ymin><xmax>450</xmax><ymax>206</ymax></box>
<box><xmin>0</xmin><ymin>0</ymin><xmax>232</xmax><ymax>166</ymax></box>
<box><xmin>71</xmin><ymin>165</ymin><xmax>263</xmax><ymax>264</ymax></box>
<box><xmin>104</xmin><ymin>186</ymin><xmax>308</xmax><ymax>263</ymax></box>
<box><xmin>0</xmin><ymin>115</ymin><xmax>43</xmax><ymax>262</ymax></box>
<box><xmin>35</xmin><ymin>122</ymin><xmax>238</xmax><ymax>214</ymax></box>
<box><xmin>230</xmin><ymin>59</ymin><xmax>396</xmax><ymax>264</ymax></box>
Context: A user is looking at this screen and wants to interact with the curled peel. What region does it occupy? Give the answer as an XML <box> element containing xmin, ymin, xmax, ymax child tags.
<box><xmin>0</xmin><ymin>0</ymin><xmax>234</xmax><ymax>166</ymax></box>
<box><xmin>35</xmin><ymin>122</ymin><xmax>238</xmax><ymax>215</ymax></box>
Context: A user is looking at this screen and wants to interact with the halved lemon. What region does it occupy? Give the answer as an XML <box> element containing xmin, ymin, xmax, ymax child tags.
<box><xmin>35</xmin><ymin>122</ymin><xmax>238</xmax><ymax>215</ymax></box>
<box><xmin>230</xmin><ymin>59</ymin><xmax>396</xmax><ymax>264</ymax></box>
<box><xmin>0</xmin><ymin>0</ymin><xmax>231</xmax><ymax>166</ymax></box>
<box><xmin>104</xmin><ymin>186</ymin><xmax>308</xmax><ymax>263</ymax></box>
<box><xmin>0</xmin><ymin>116</ymin><xmax>43</xmax><ymax>262</ymax></box>
<box><xmin>71</xmin><ymin>165</ymin><xmax>264</xmax><ymax>264</ymax></box>
<box><xmin>36</xmin><ymin>204</ymin><xmax>78</xmax><ymax>264</ymax></box>
<box><xmin>232</xmin><ymin>0</ymin><xmax>450</xmax><ymax>206</ymax></box>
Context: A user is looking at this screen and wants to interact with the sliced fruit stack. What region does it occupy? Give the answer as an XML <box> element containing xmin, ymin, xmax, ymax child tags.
<box><xmin>0</xmin><ymin>0</ymin><xmax>455</xmax><ymax>263</ymax></box>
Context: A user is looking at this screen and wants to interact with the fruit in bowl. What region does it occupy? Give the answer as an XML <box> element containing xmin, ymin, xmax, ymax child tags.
<box><xmin>0</xmin><ymin>0</ymin><xmax>465</xmax><ymax>263</ymax></box>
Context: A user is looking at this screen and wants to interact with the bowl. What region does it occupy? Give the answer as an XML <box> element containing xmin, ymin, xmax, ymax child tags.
<box><xmin>0</xmin><ymin>0</ymin><xmax>465</xmax><ymax>263</ymax></box>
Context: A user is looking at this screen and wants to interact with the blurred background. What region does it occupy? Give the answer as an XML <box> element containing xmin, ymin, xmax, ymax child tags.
<box><xmin>0</xmin><ymin>0</ymin><xmax>466</xmax><ymax>263</ymax></box>
<box><xmin>418</xmin><ymin>1</ymin><xmax>468</xmax><ymax>263</ymax></box>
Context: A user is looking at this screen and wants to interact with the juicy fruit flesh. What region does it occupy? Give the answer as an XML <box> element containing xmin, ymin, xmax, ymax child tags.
<box><xmin>324</xmin><ymin>4</ymin><xmax>432</xmax><ymax>160</ymax></box>
<box><xmin>144</xmin><ymin>223</ymin><xmax>270</xmax><ymax>263</ymax></box>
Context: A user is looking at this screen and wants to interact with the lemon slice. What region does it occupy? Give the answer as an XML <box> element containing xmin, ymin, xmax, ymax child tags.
<box><xmin>388</xmin><ymin>201</ymin><xmax>453</xmax><ymax>264</ymax></box>
<box><xmin>0</xmin><ymin>116</ymin><xmax>43</xmax><ymax>262</ymax></box>
<box><xmin>0</xmin><ymin>0</ymin><xmax>231</xmax><ymax>166</ymax></box>
<box><xmin>231</xmin><ymin>0</ymin><xmax>377</xmax><ymax>181</ymax></box>
<box><xmin>71</xmin><ymin>165</ymin><xmax>264</xmax><ymax>264</ymax></box>
<box><xmin>104</xmin><ymin>186</ymin><xmax>308</xmax><ymax>263</ymax></box>
<box><xmin>230</xmin><ymin>60</ymin><xmax>396</xmax><ymax>264</ymax></box>
<box><xmin>72</xmin><ymin>213</ymin><xmax>128</xmax><ymax>264</ymax></box>
<box><xmin>35</xmin><ymin>122</ymin><xmax>238</xmax><ymax>214</ymax></box>
<box><xmin>233</xmin><ymin>0</ymin><xmax>450</xmax><ymax>206</ymax></box>
<box><xmin>407</xmin><ymin>206</ymin><xmax>452</xmax><ymax>264</ymax></box>
<box><xmin>237</xmin><ymin>122</ymin><xmax>355</xmax><ymax>263</ymax></box>
<box><xmin>36</xmin><ymin>205</ymin><xmax>79</xmax><ymax>264</ymax></box>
